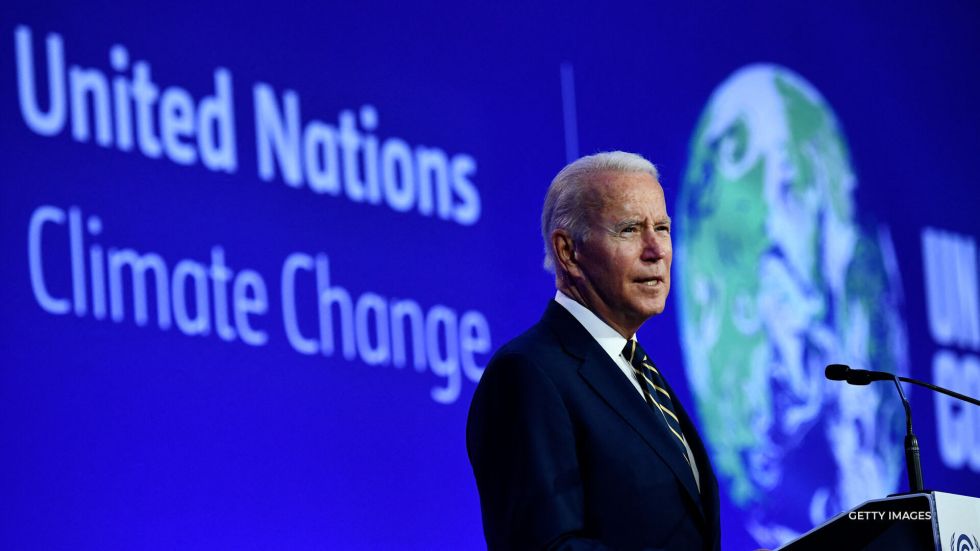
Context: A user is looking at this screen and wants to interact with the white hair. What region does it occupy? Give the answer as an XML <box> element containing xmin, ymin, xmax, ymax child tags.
<box><xmin>541</xmin><ymin>151</ymin><xmax>659</xmax><ymax>273</ymax></box>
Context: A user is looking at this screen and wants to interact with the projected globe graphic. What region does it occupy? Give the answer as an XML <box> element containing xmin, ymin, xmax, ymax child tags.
<box><xmin>675</xmin><ymin>64</ymin><xmax>911</xmax><ymax>546</ymax></box>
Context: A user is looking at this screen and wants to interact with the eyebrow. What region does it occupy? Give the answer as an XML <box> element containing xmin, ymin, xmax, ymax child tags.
<box><xmin>620</xmin><ymin>215</ymin><xmax>671</xmax><ymax>225</ymax></box>
<box><xmin>609</xmin><ymin>216</ymin><xmax>672</xmax><ymax>230</ymax></box>
<box><xmin>611</xmin><ymin>218</ymin><xmax>642</xmax><ymax>230</ymax></box>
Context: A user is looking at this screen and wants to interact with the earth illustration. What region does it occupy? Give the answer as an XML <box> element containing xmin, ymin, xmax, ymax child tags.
<box><xmin>675</xmin><ymin>64</ymin><xmax>910</xmax><ymax>547</ymax></box>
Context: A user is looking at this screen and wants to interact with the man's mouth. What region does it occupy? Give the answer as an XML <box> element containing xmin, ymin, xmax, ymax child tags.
<box><xmin>636</xmin><ymin>276</ymin><xmax>664</xmax><ymax>287</ymax></box>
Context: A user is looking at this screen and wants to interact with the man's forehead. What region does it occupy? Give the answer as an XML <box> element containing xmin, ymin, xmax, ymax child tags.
<box><xmin>590</xmin><ymin>172</ymin><xmax>667</xmax><ymax>216</ymax></box>
<box><xmin>592</xmin><ymin>168</ymin><xmax>658</xmax><ymax>185</ymax></box>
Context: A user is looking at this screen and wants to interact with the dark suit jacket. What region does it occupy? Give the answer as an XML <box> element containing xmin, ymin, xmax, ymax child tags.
<box><xmin>467</xmin><ymin>301</ymin><xmax>721</xmax><ymax>550</ymax></box>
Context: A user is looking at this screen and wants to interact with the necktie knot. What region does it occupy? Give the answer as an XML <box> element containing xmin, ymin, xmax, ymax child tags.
<box><xmin>622</xmin><ymin>339</ymin><xmax>647</xmax><ymax>367</ymax></box>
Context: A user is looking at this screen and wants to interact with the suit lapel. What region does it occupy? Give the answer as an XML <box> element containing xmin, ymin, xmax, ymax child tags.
<box><xmin>540</xmin><ymin>302</ymin><xmax>704</xmax><ymax>516</ymax></box>
<box><xmin>672</xmin><ymin>386</ymin><xmax>721</xmax><ymax>537</ymax></box>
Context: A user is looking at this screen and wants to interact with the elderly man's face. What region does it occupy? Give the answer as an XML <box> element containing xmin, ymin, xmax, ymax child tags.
<box><xmin>575</xmin><ymin>171</ymin><xmax>672</xmax><ymax>336</ymax></box>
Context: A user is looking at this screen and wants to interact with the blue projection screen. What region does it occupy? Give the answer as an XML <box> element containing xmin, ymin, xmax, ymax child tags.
<box><xmin>2</xmin><ymin>2</ymin><xmax>979</xmax><ymax>549</ymax></box>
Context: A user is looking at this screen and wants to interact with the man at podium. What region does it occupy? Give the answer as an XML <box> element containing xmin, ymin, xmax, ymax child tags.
<box><xmin>467</xmin><ymin>152</ymin><xmax>722</xmax><ymax>550</ymax></box>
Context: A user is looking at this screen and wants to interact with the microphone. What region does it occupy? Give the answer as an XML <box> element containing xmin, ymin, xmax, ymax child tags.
<box><xmin>824</xmin><ymin>363</ymin><xmax>891</xmax><ymax>385</ymax></box>
<box><xmin>824</xmin><ymin>363</ymin><xmax>848</xmax><ymax>381</ymax></box>
<box><xmin>824</xmin><ymin>364</ymin><xmax>923</xmax><ymax>493</ymax></box>
<box><xmin>825</xmin><ymin>364</ymin><xmax>980</xmax><ymax>493</ymax></box>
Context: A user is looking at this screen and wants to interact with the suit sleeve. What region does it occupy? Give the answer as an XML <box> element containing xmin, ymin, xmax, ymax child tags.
<box><xmin>466</xmin><ymin>351</ymin><xmax>613</xmax><ymax>550</ymax></box>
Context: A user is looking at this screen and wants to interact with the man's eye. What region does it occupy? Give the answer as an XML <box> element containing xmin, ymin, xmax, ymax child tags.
<box><xmin>621</xmin><ymin>226</ymin><xmax>638</xmax><ymax>234</ymax></box>
<box><xmin>657</xmin><ymin>225</ymin><xmax>671</xmax><ymax>233</ymax></box>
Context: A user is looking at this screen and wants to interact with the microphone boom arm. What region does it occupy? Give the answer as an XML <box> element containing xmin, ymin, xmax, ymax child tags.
<box><xmin>896</xmin><ymin>375</ymin><xmax>980</xmax><ymax>407</ymax></box>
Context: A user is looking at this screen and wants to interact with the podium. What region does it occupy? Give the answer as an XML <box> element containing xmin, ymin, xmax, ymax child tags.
<box><xmin>776</xmin><ymin>492</ymin><xmax>980</xmax><ymax>551</ymax></box>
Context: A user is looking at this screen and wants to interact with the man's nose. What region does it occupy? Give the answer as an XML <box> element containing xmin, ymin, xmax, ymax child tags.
<box><xmin>641</xmin><ymin>229</ymin><xmax>668</xmax><ymax>260</ymax></box>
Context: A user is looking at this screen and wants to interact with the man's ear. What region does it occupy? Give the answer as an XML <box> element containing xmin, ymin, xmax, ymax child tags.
<box><xmin>552</xmin><ymin>229</ymin><xmax>581</xmax><ymax>277</ymax></box>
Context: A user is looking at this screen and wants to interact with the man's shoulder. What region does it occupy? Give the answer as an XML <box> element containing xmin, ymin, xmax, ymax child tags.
<box><xmin>468</xmin><ymin>304</ymin><xmax>586</xmax><ymax>423</ymax></box>
<box><xmin>496</xmin><ymin>318</ymin><xmax>560</xmax><ymax>355</ymax></box>
<box><xmin>497</xmin><ymin>298</ymin><xmax>570</xmax><ymax>346</ymax></box>
<box><xmin>482</xmin><ymin>302</ymin><xmax>586</xmax><ymax>380</ymax></box>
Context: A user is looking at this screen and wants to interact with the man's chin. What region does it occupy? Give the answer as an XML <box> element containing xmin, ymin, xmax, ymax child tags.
<box><xmin>646</xmin><ymin>305</ymin><xmax>667</xmax><ymax>317</ymax></box>
<box><xmin>628</xmin><ymin>301</ymin><xmax>667</xmax><ymax>323</ymax></box>
<box><xmin>643</xmin><ymin>299</ymin><xmax>668</xmax><ymax>317</ymax></box>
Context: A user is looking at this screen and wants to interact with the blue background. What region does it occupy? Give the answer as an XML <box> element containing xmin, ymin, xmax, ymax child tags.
<box><xmin>2</xmin><ymin>2</ymin><xmax>978</xmax><ymax>549</ymax></box>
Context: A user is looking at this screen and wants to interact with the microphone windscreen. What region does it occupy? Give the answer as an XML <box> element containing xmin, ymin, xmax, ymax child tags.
<box><xmin>825</xmin><ymin>364</ymin><xmax>850</xmax><ymax>381</ymax></box>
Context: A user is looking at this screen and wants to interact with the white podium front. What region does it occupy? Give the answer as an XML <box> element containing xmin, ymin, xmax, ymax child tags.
<box><xmin>934</xmin><ymin>492</ymin><xmax>980</xmax><ymax>550</ymax></box>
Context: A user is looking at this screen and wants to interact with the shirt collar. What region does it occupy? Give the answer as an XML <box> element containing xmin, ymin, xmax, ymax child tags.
<box><xmin>554</xmin><ymin>290</ymin><xmax>635</xmax><ymax>362</ymax></box>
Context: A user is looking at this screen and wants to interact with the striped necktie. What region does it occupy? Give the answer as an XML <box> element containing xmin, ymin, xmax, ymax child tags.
<box><xmin>623</xmin><ymin>339</ymin><xmax>695</xmax><ymax>473</ymax></box>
